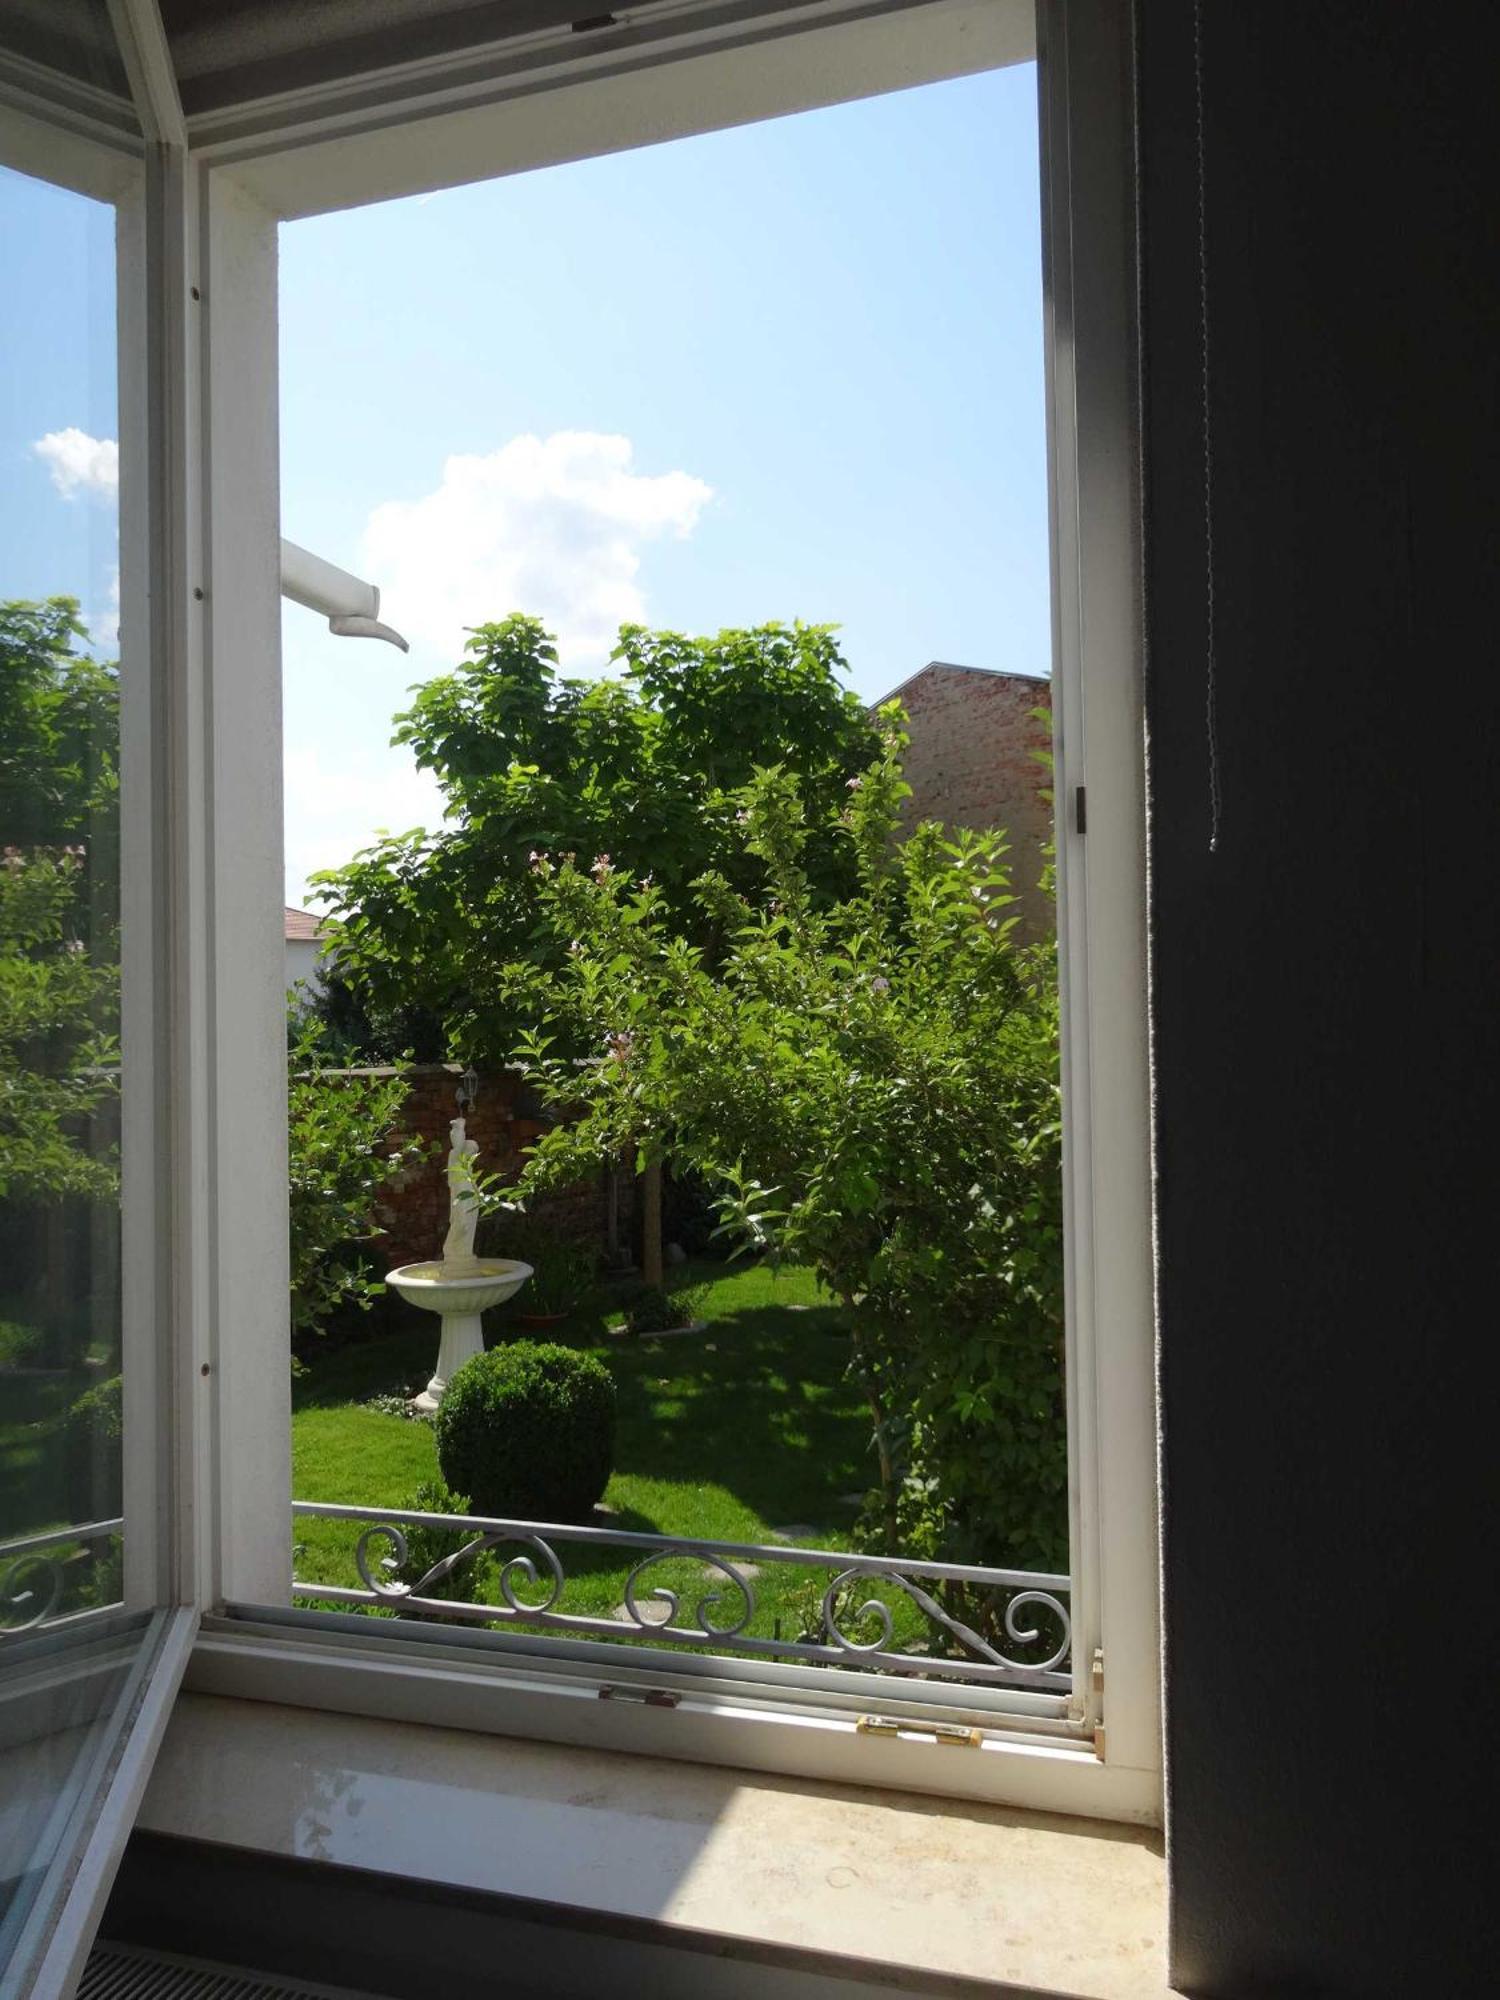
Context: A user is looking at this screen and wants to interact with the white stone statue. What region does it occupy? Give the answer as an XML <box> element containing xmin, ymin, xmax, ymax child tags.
<box><xmin>441</xmin><ymin>1114</ymin><xmax>482</xmax><ymax>1268</ymax></box>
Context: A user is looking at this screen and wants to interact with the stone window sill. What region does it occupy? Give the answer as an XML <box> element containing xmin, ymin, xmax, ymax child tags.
<box><xmin>133</xmin><ymin>1693</ymin><xmax>1167</xmax><ymax>1997</ymax></box>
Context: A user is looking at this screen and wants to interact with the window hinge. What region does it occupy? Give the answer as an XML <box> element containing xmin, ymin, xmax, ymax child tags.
<box><xmin>597</xmin><ymin>1684</ymin><xmax>680</xmax><ymax>1708</ymax></box>
<box><xmin>856</xmin><ymin>1715</ymin><xmax>981</xmax><ymax>1748</ymax></box>
<box><xmin>1075</xmin><ymin>783</ymin><xmax>1087</xmax><ymax>834</ymax></box>
<box><xmin>1091</xmin><ymin>1646</ymin><xmax>1106</xmax><ymax>1760</ymax></box>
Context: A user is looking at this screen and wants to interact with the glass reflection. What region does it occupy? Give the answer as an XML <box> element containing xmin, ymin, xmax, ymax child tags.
<box><xmin>0</xmin><ymin>153</ymin><xmax>132</xmax><ymax>1973</ymax></box>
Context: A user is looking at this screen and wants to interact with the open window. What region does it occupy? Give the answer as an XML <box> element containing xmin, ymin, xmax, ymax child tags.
<box><xmin>182</xmin><ymin>0</ymin><xmax>1157</xmax><ymax>1825</ymax></box>
<box><xmin>0</xmin><ymin>10</ymin><xmax>197</xmax><ymax>1990</ymax></box>
<box><xmin>0</xmin><ymin>14</ymin><xmax>1157</xmax><ymax>1959</ymax></box>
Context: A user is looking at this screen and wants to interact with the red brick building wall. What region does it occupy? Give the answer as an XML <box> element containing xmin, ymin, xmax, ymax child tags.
<box><xmin>353</xmin><ymin>1064</ymin><xmax>634</xmax><ymax>1272</ymax></box>
<box><xmin>876</xmin><ymin>663</ymin><xmax>1055</xmax><ymax>939</ymax></box>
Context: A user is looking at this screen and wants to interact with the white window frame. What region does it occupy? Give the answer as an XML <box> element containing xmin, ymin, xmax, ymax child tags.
<box><xmin>0</xmin><ymin>49</ymin><xmax>204</xmax><ymax>1992</ymax></box>
<box><xmin>55</xmin><ymin>0</ymin><xmax>1158</xmax><ymax>1830</ymax></box>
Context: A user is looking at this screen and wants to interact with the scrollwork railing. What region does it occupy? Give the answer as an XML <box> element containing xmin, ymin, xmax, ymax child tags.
<box><xmin>292</xmin><ymin>1501</ymin><xmax>1071</xmax><ymax>1690</ymax></box>
<box><xmin>1</xmin><ymin>1518</ymin><xmax>124</xmax><ymax>1637</ymax></box>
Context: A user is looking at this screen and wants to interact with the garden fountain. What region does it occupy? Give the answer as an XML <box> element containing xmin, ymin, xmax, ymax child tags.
<box><xmin>387</xmin><ymin>1112</ymin><xmax>531</xmax><ymax>1411</ymax></box>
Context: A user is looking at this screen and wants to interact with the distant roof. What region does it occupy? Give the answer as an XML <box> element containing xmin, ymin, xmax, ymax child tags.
<box><xmin>870</xmin><ymin>660</ymin><xmax>1052</xmax><ymax>710</ymax></box>
<box><xmin>284</xmin><ymin>906</ymin><xmax>324</xmax><ymax>942</ymax></box>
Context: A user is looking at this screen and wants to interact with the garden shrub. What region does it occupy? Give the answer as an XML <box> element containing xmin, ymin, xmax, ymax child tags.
<box><xmin>0</xmin><ymin>1319</ymin><xmax>44</xmax><ymax>1370</ymax></box>
<box><xmin>619</xmin><ymin>1281</ymin><xmax>711</xmax><ymax>1336</ymax></box>
<box><xmin>70</xmin><ymin>1534</ymin><xmax>123</xmax><ymax>1614</ymax></box>
<box><xmin>621</xmin><ymin>1284</ymin><xmax>684</xmax><ymax>1335</ymax></box>
<box><xmin>475</xmin><ymin>1211</ymin><xmax>593</xmax><ymax>1316</ymax></box>
<box><xmin>287</xmin><ymin>1015</ymin><xmax>425</xmax><ymax>1348</ymax></box>
<box><xmin>61</xmin><ymin>1373</ymin><xmax>122</xmax><ymax>1516</ymax></box>
<box><xmin>391</xmin><ymin>1479</ymin><xmax>494</xmax><ymax>1613</ymax></box>
<box><xmin>436</xmin><ymin>1341</ymin><xmax>615</xmax><ymax>1522</ymax></box>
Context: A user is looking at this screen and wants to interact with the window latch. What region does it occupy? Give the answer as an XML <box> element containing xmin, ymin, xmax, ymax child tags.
<box><xmin>1091</xmin><ymin>1647</ymin><xmax>1106</xmax><ymax>1760</ymax></box>
<box><xmin>856</xmin><ymin>1716</ymin><xmax>981</xmax><ymax>1748</ymax></box>
<box><xmin>597</xmin><ymin>1684</ymin><xmax>680</xmax><ymax>1708</ymax></box>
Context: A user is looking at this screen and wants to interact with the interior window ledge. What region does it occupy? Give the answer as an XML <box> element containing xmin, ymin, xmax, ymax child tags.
<box><xmin>188</xmin><ymin>1613</ymin><xmax>1160</xmax><ymax>1823</ymax></box>
<box><xmin>127</xmin><ymin>1692</ymin><xmax>1167</xmax><ymax>1998</ymax></box>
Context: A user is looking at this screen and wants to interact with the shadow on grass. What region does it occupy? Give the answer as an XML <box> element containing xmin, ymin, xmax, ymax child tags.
<box><xmin>544</xmin><ymin>1501</ymin><xmax>667</xmax><ymax>1583</ymax></box>
<box><xmin>291</xmin><ymin>1304</ymin><xmax>436</xmax><ymax>1413</ymax></box>
<box><xmin>606</xmin><ymin>1311</ymin><xmax>871</xmax><ymax>1531</ymax></box>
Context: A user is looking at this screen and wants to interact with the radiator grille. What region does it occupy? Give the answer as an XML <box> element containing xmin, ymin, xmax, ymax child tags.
<box><xmin>80</xmin><ymin>1942</ymin><xmax>380</xmax><ymax>2000</ymax></box>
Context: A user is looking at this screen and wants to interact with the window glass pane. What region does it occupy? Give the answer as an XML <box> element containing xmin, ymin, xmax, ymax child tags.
<box><xmin>0</xmin><ymin>152</ymin><xmax>134</xmax><ymax>1971</ymax></box>
<box><xmin>278</xmin><ymin>65</ymin><xmax>1071</xmax><ymax>1719</ymax></box>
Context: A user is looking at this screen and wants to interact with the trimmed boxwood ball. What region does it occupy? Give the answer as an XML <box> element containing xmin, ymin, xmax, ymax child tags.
<box><xmin>435</xmin><ymin>1341</ymin><xmax>616</xmax><ymax>1522</ymax></box>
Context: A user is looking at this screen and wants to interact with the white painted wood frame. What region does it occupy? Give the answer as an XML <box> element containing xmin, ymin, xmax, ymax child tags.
<box><xmin>1038</xmin><ymin>0</ymin><xmax>1161</xmax><ymax>1804</ymax></box>
<box><xmin>0</xmin><ymin>45</ymin><xmax>203</xmax><ymax>1989</ymax></box>
<box><xmin>185</xmin><ymin>0</ymin><xmax>1159</xmax><ymax>1825</ymax></box>
<box><xmin>1</xmin><ymin>0</ymin><xmax>1160</xmax><ymax>1856</ymax></box>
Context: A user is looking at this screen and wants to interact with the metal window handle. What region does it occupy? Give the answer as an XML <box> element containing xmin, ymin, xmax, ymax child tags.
<box><xmin>280</xmin><ymin>538</ymin><xmax>409</xmax><ymax>651</ymax></box>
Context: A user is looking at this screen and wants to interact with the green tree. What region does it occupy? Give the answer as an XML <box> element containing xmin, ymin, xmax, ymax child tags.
<box><xmin>507</xmin><ymin>718</ymin><xmax>1067</xmax><ymax>1584</ymax></box>
<box><xmin>0</xmin><ymin>846</ymin><xmax>118</xmax><ymax>1202</ymax></box>
<box><xmin>0</xmin><ymin>600</ymin><xmax>120</xmax><ymax>1207</ymax></box>
<box><xmin>0</xmin><ymin>598</ymin><xmax>413</xmax><ymax>1346</ymax></box>
<box><xmin>0</xmin><ymin>598</ymin><xmax>118</xmax><ymax>852</ymax></box>
<box><xmin>312</xmin><ymin>615</ymin><xmax>880</xmax><ymax>1066</ymax></box>
<box><xmin>287</xmin><ymin>1015</ymin><xmax>425</xmax><ymax>1345</ymax></box>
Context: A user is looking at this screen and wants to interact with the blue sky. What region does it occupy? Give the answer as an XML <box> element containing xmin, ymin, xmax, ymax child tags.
<box><xmin>0</xmin><ymin>166</ymin><xmax>120</xmax><ymax>642</ymax></box>
<box><xmin>1</xmin><ymin>62</ymin><xmax>1050</xmax><ymax>905</ymax></box>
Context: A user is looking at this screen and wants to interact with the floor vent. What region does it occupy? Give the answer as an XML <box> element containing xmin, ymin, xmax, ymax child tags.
<box><xmin>81</xmin><ymin>1942</ymin><xmax>381</xmax><ymax>2000</ymax></box>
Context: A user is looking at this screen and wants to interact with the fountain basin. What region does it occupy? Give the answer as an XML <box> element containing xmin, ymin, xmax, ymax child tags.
<box><xmin>387</xmin><ymin>1258</ymin><xmax>532</xmax><ymax>1318</ymax></box>
<box><xmin>387</xmin><ymin>1258</ymin><xmax>533</xmax><ymax>1411</ymax></box>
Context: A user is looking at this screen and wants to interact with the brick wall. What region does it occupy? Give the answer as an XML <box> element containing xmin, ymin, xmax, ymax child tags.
<box><xmin>353</xmin><ymin>1063</ymin><xmax>635</xmax><ymax>1272</ymax></box>
<box><xmin>881</xmin><ymin>665</ymin><xmax>1055</xmax><ymax>939</ymax></box>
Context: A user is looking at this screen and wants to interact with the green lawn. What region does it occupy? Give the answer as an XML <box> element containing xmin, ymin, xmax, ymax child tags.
<box><xmin>291</xmin><ymin>1259</ymin><xmax>925</xmax><ymax>1656</ymax></box>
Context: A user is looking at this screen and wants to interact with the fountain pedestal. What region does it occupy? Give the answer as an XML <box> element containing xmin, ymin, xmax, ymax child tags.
<box><xmin>386</xmin><ymin>1258</ymin><xmax>533</xmax><ymax>1411</ymax></box>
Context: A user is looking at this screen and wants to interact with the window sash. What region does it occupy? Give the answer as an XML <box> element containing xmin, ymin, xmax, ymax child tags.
<box><xmin>175</xmin><ymin>0</ymin><xmax>1158</xmax><ymax>1824</ymax></box>
<box><xmin>190</xmin><ymin>1607</ymin><xmax>1160</xmax><ymax>1825</ymax></box>
<box><xmin>0</xmin><ymin>61</ymin><xmax>196</xmax><ymax>1992</ymax></box>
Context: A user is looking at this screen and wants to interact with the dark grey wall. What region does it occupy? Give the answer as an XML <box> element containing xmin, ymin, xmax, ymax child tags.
<box><xmin>1139</xmin><ymin>2</ymin><xmax>1498</xmax><ymax>1992</ymax></box>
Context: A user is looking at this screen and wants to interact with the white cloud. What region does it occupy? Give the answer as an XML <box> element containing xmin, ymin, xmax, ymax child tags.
<box><xmin>33</xmin><ymin>427</ymin><xmax>119</xmax><ymax>501</ymax></box>
<box><xmin>283</xmin><ymin>744</ymin><xmax>447</xmax><ymax>910</ymax></box>
<box><xmin>362</xmin><ymin>431</ymin><xmax>712</xmax><ymax>670</ymax></box>
<box><xmin>87</xmin><ymin>566</ymin><xmax>120</xmax><ymax>652</ymax></box>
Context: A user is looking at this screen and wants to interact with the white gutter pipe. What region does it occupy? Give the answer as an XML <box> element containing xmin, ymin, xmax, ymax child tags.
<box><xmin>280</xmin><ymin>538</ymin><xmax>409</xmax><ymax>651</ymax></box>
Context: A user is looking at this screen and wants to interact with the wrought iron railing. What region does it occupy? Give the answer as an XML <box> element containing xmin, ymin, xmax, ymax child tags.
<box><xmin>292</xmin><ymin>1500</ymin><xmax>1071</xmax><ymax>1691</ymax></box>
<box><xmin>0</xmin><ymin>1518</ymin><xmax>124</xmax><ymax>1637</ymax></box>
